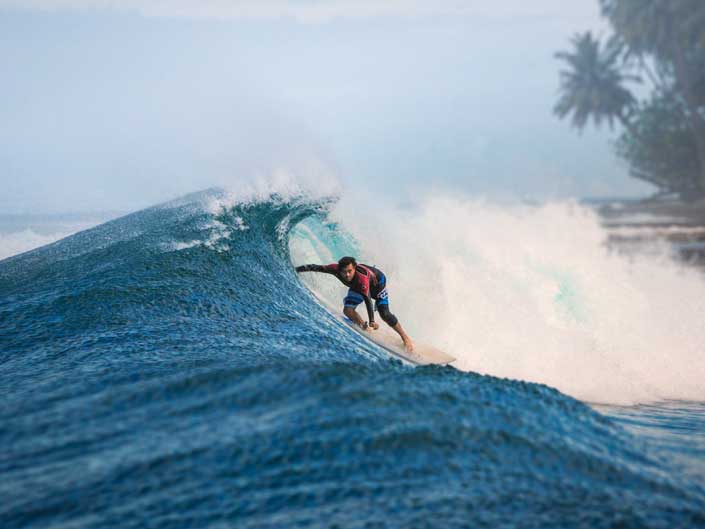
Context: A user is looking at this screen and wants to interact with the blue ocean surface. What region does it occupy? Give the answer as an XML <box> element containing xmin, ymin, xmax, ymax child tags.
<box><xmin>1</xmin><ymin>189</ymin><xmax>704</xmax><ymax>529</ymax></box>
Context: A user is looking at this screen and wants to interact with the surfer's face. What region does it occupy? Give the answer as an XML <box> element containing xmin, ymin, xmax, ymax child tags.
<box><xmin>339</xmin><ymin>264</ymin><xmax>355</xmax><ymax>282</ymax></box>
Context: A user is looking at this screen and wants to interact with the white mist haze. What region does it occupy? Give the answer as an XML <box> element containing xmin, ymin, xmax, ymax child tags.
<box><xmin>0</xmin><ymin>1</ymin><xmax>652</xmax><ymax>214</ymax></box>
<box><xmin>0</xmin><ymin>1</ymin><xmax>610</xmax><ymax>22</ymax></box>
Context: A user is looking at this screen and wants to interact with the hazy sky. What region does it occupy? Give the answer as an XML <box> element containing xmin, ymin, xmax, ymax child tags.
<box><xmin>0</xmin><ymin>1</ymin><xmax>652</xmax><ymax>214</ymax></box>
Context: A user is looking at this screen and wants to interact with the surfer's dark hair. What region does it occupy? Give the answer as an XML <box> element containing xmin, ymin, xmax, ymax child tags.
<box><xmin>338</xmin><ymin>256</ymin><xmax>357</xmax><ymax>268</ymax></box>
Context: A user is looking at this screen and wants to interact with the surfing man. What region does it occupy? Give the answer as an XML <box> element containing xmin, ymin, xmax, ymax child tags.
<box><xmin>295</xmin><ymin>256</ymin><xmax>414</xmax><ymax>352</ymax></box>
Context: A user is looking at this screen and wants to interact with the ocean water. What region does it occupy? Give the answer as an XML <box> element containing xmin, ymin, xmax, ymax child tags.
<box><xmin>2</xmin><ymin>189</ymin><xmax>704</xmax><ymax>528</ymax></box>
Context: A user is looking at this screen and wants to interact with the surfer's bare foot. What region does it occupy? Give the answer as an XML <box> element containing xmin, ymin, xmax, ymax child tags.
<box><xmin>403</xmin><ymin>339</ymin><xmax>414</xmax><ymax>353</ymax></box>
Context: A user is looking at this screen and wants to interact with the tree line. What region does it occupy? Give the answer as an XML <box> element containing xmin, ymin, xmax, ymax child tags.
<box><xmin>555</xmin><ymin>0</ymin><xmax>705</xmax><ymax>200</ymax></box>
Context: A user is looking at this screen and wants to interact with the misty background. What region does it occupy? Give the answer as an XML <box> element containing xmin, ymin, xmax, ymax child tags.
<box><xmin>1</xmin><ymin>1</ymin><xmax>653</xmax><ymax>215</ymax></box>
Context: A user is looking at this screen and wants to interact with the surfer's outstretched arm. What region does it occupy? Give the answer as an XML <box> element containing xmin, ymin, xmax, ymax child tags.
<box><xmin>295</xmin><ymin>264</ymin><xmax>337</xmax><ymax>275</ymax></box>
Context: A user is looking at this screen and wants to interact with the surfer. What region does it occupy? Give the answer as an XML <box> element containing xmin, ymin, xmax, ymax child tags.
<box><xmin>295</xmin><ymin>256</ymin><xmax>414</xmax><ymax>352</ymax></box>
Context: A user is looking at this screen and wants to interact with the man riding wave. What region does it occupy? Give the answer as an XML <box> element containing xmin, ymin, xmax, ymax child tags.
<box><xmin>295</xmin><ymin>256</ymin><xmax>414</xmax><ymax>352</ymax></box>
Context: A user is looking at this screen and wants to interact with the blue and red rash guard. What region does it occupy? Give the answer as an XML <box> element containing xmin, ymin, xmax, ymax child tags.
<box><xmin>295</xmin><ymin>263</ymin><xmax>383</xmax><ymax>323</ymax></box>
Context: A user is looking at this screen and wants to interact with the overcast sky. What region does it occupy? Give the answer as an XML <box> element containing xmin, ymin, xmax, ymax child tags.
<box><xmin>0</xmin><ymin>1</ymin><xmax>652</xmax><ymax>214</ymax></box>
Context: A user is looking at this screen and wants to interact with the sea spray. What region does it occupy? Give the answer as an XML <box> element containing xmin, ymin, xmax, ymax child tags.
<box><xmin>291</xmin><ymin>194</ymin><xmax>705</xmax><ymax>405</ymax></box>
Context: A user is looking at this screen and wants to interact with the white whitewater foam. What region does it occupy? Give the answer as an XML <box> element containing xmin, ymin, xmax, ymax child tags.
<box><xmin>160</xmin><ymin>167</ymin><xmax>340</xmax><ymax>253</ymax></box>
<box><xmin>163</xmin><ymin>218</ymin><xmax>249</xmax><ymax>253</ymax></box>
<box><xmin>292</xmin><ymin>192</ymin><xmax>705</xmax><ymax>405</ymax></box>
<box><xmin>204</xmin><ymin>166</ymin><xmax>342</xmax><ymax>215</ymax></box>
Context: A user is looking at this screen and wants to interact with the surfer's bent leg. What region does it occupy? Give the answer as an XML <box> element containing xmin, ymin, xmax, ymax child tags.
<box><xmin>374</xmin><ymin>283</ymin><xmax>413</xmax><ymax>352</ymax></box>
<box><xmin>343</xmin><ymin>290</ymin><xmax>365</xmax><ymax>327</ymax></box>
<box><xmin>376</xmin><ymin>302</ymin><xmax>398</xmax><ymax>327</ymax></box>
<box><xmin>374</xmin><ymin>281</ymin><xmax>398</xmax><ymax>327</ymax></box>
<box><xmin>344</xmin><ymin>290</ymin><xmax>364</xmax><ymax>310</ymax></box>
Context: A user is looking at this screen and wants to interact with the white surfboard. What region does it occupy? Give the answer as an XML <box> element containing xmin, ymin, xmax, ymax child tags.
<box><xmin>340</xmin><ymin>315</ymin><xmax>456</xmax><ymax>366</ymax></box>
<box><xmin>324</xmin><ymin>304</ymin><xmax>456</xmax><ymax>366</ymax></box>
<box><xmin>300</xmin><ymin>281</ymin><xmax>456</xmax><ymax>366</ymax></box>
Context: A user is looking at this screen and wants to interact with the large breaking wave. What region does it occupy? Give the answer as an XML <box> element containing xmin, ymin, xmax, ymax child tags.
<box><xmin>1</xmin><ymin>188</ymin><xmax>704</xmax><ymax>529</ymax></box>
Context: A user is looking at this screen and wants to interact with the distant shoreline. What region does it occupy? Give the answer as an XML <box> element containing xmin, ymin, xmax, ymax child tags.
<box><xmin>587</xmin><ymin>197</ymin><xmax>705</xmax><ymax>268</ymax></box>
<box><xmin>593</xmin><ymin>197</ymin><xmax>705</xmax><ymax>228</ymax></box>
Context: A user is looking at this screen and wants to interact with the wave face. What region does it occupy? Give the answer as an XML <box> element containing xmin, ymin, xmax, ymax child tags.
<box><xmin>1</xmin><ymin>189</ymin><xmax>704</xmax><ymax>529</ymax></box>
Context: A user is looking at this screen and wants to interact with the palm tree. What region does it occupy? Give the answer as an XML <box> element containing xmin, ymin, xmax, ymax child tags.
<box><xmin>554</xmin><ymin>32</ymin><xmax>638</xmax><ymax>135</ymax></box>
<box><xmin>599</xmin><ymin>0</ymin><xmax>705</xmax><ymax>189</ymax></box>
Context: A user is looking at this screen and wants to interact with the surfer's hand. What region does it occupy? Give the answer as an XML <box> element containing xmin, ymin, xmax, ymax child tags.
<box><xmin>369</xmin><ymin>322</ymin><xmax>379</xmax><ymax>330</ymax></box>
